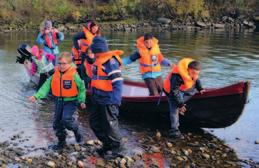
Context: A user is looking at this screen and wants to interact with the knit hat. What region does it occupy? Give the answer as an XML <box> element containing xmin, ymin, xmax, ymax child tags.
<box><xmin>31</xmin><ymin>45</ymin><xmax>40</xmax><ymax>58</ymax></box>
<box><xmin>90</xmin><ymin>36</ymin><xmax>109</xmax><ymax>54</ymax></box>
<box><xmin>44</xmin><ymin>20</ymin><xmax>52</xmax><ymax>29</ymax></box>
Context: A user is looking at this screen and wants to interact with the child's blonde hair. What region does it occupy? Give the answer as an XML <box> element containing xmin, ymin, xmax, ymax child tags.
<box><xmin>58</xmin><ymin>52</ymin><xmax>73</xmax><ymax>63</ymax></box>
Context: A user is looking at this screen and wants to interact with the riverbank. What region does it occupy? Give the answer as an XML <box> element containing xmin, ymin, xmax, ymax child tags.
<box><xmin>0</xmin><ymin>16</ymin><xmax>257</xmax><ymax>33</ymax></box>
<box><xmin>1</xmin><ymin>126</ymin><xmax>257</xmax><ymax>168</ymax></box>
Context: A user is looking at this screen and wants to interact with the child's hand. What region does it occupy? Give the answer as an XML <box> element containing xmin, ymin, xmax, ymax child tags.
<box><xmin>200</xmin><ymin>89</ymin><xmax>206</xmax><ymax>94</ymax></box>
<box><xmin>28</xmin><ymin>96</ymin><xmax>36</xmax><ymax>103</ymax></box>
<box><xmin>179</xmin><ymin>105</ymin><xmax>186</xmax><ymax>115</ymax></box>
<box><xmin>80</xmin><ymin>103</ymin><xmax>86</xmax><ymax>109</ymax></box>
<box><xmin>53</xmin><ymin>28</ymin><xmax>59</xmax><ymax>33</ymax></box>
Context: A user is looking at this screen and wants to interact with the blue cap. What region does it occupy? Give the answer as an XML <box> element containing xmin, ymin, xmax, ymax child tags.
<box><xmin>90</xmin><ymin>36</ymin><xmax>109</xmax><ymax>54</ymax></box>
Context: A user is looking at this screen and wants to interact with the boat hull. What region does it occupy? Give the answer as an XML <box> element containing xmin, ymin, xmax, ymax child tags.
<box><xmin>88</xmin><ymin>81</ymin><xmax>250</xmax><ymax>128</ymax></box>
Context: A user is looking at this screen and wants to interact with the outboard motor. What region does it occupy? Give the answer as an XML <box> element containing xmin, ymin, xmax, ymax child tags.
<box><xmin>16</xmin><ymin>44</ymin><xmax>32</xmax><ymax>64</ymax></box>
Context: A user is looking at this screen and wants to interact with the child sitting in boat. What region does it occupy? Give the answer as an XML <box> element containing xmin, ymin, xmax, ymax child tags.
<box><xmin>30</xmin><ymin>45</ymin><xmax>55</xmax><ymax>90</ymax></box>
<box><xmin>28</xmin><ymin>52</ymin><xmax>86</xmax><ymax>150</ymax></box>
<box><xmin>163</xmin><ymin>58</ymin><xmax>205</xmax><ymax>139</ymax></box>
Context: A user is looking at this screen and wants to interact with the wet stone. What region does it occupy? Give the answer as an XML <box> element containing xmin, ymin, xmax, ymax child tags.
<box><xmin>46</xmin><ymin>161</ymin><xmax>56</xmax><ymax>168</ymax></box>
<box><xmin>202</xmin><ymin>153</ymin><xmax>210</xmax><ymax>159</ymax></box>
<box><xmin>155</xmin><ymin>131</ymin><xmax>161</xmax><ymax>141</ymax></box>
<box><xmin>74</xmin><ymin>144</ymin><xmax>81</xmax><ymax>151</ymax></box>
<box><xmin>150</xmin><ymin>146</ymin><xmax>160</xmax><ymax>153</ymax></box>
<box><xmin>77</xmin><ymin>160</ymin><xmax>84</xmax><ymax>168</ymax></box>
<box><xmin>166</xmin><ymin>142</ymin><xmax>173</xmax><ymax>148</ymax></box>
<box><xmin>96</xmin><ymin>158</ymin><xmax>105</xmax><ymax>167</ymax></box>
<box><xmin>176</xmin><ymin>156</ymin><xmax>184</xmax><ymax>162</ymax></box>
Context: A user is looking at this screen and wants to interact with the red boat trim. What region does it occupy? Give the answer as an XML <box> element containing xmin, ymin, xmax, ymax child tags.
<box><xmin>87</xmin><ymin>80</ymin><xmax>250</xmax><ymax>103</ymax></box>
<box><xmin>121</xmin><ymin>81</ymin><xmax>248</xmax><ymax>102</ymax></box>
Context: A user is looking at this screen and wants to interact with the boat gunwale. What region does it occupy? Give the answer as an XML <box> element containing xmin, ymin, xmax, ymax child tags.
<box><xmin>121</xmin><ymin>80</ymin><xmax>250</xmax><ymax>102</ymax></box>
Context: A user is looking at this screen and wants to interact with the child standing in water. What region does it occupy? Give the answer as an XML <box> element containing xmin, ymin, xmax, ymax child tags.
<box><xmin>29</xmin><ymin>52</ymin><xmax>86</xmax><ymax>150</ymax></box>
<box><xmin>36</xmin><ymin>20</ymin><xmax>64</xmax><ymax>65</ymax></box>
<box><xmin>30</xmin><ymin>45</ymin><xmax>55</xmax><ymax>90</ymax></box>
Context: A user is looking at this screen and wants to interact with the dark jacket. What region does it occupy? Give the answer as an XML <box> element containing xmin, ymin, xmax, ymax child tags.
<box><xmin>91</xmin><ymin>57</ymin><xmax>123</xmax><ymax>105</ymax></box>
<box><xmin>168</xmin><ymin>74</ymin><xmax>203</xmax><ymax>108</ymax></box>
<box><xmin>73</xmin><ymin>32</ymin><xmax>86</xmax><ymax>50</ymax></box>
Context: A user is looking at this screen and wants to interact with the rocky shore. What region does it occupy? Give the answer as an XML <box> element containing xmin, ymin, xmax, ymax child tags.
<box><xmin>0</xmin><ymin>15</ymin><xmax>258</xmax><ymax>33</ymax></box>
<box><xmin>0</xmin><ymin>127</ymin><xmax>258</xmax><ymax>168</ymax></box>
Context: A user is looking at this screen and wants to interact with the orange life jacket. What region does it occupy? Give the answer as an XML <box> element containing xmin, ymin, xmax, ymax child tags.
<box><xmin>45</xmin><ymin>32</ymin><xmax>58</xmax><ymax>49</ymax></box>
<box><xmin>136</xmin><ymin>36</ymin><xmax>163</xmax><ymax>74</ymax></box>
<box><xmin>72</xmin><ymin>27</ymin><xmax>96</xmax><ymax>65</ymax></box>
<box><xmin>84</xmin><ymin>60</ymin><xmax>93</xmax><ymax>78</ymax></box>
<box><xmin>51</xmin><ymin>66</ymin><xmax>78</xmax><ymax>97</ymax></box>
<box><xmin>163</xmin><ymin>58</ymin><xmax>195</xmax><ymax>93</ymax></box>
<box><xmin>91</xmin><ymin>50</ymin><xmax>123</xmax><ymax>92</ymax></box>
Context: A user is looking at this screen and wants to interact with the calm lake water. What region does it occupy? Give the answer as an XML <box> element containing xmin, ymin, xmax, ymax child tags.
<box><xmin>0</xmin><ymin>30</ymin><xmax>258</xmax><ymax>162</ymax></box>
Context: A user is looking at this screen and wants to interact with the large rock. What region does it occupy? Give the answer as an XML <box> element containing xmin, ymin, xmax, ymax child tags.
<box><xmin>213</xmin><ymin>23</ymin><xmax>225</xmax><ymax>29</ymax></box>
<box><xmin>195</xmin><ymin>21</ymin><xmax>207</xmax><ymax>28</ymax></box>
<box><xmin>157</xmin><ymin>17</ymin><xmax>171</xmax><ymax>24</ymax></box>
<box><xmin>243</xmin><ymin>20</ymin><xmax>255</xmax><ymax>29</ymax></box>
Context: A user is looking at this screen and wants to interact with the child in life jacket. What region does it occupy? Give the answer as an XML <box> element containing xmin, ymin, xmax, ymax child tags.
<box><xmin>30</xmin><ymin>45</ymin><xmax>55</xmax><ymax>90</ymax></box>
<box><xmin>29</xmin><ymin>52</ymin><xmax>86</xmax><ymax>150</ymax></box>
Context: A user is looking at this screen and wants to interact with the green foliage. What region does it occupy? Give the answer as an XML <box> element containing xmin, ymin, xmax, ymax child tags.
<box><xmin>0</xmin><ymin>0</ymin><xmax>257</xmax><ymax>28</ymax></box>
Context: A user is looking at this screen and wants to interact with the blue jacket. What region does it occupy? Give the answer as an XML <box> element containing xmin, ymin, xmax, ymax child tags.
<box><xmin>92</xmin><ymin>57</ymin><xmax>123</xmax><ymax>105</ymax></box>
<box><xmin>123</xmin><ymin>51</ymin><xmax>171</xmax><ymax>80</ymax></box>
<box><xmin>36</xmin><ymin>32</ymin><xmax>64</xmax><ymax>56</ymax></box>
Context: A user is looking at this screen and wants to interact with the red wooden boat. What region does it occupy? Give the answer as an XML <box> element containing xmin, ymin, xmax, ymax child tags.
<box><xmin>88</xmin><ymin>80</ymin><xmax>250</xmax><ymax>128</ymax></box>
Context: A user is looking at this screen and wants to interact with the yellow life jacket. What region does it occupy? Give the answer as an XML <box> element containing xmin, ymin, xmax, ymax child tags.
<box><xmin>163</xmin><ymin>58</ymin><xmax>195</xmax><ymax>93</ymax></box>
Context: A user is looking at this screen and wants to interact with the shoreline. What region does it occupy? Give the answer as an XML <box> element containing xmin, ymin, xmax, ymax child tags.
<box><xmin>0</xmin><ymin>124</ymin><xmax>258</xmax><ymax>167</ymax></box>
<box><xmin>0</xmin><ymin>17</ymin><xmax>257</xmax><ymax>33</ymax></box>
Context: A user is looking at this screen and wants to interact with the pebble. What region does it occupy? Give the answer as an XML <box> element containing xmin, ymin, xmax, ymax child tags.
<box><xmin>176</xmin><ymin>156</ymin><xmax>184</xmax><ymax>161</ymax></box>
<box><xmin>151</xmin><ymin>146</ymin><xmax>160</xmax><ymax>153</ymax></box>
<box><xmin>166</xmin><ymin>142</ymin><xmax>173</xmax><ymax>148</ymax></box>
<box><xmin>86</xmin><ymin>140</ymin><xmax>95</xmax><ymax>146</ymax></box>
<box><xmin>202</xmin><ymin>153</ymin><xmax>210</xmax><ymax>159</ymax></box>
<box><xmin>155</xmin><ymin>131</ymin><xmax>161</xmax><ymax>141</ymax></box>
<box><xmin>125</xmin><ymin>156</ymin><xmax>134</xmax><ymax>167</ymax></box>
<box><xmin>74</xmin><ymin>144</ymin><xmax>81</xmax><ymax>151</ymax></box>
<box><xmin>222</xmin><ymin>153</ymin><xmax>227</xmax><ymax>158</ymax></box>
<box><xmin>96</xmin><ymin>158</ymin><xmax>105</xmax><ymax>167</ymax></box>
<box><xmin>182</xmin><ymin>149</ymin><xmax>189</xmax><ymax>156</ymax></box>
<box><xmin>208</xmin><ymin>143</ymin><xmax>217</xmax><ymax>149</ymax></box>
<box><xmin>199</xmin><ymin>147</ymin><xmax>206</xmax><ymax>153</ymax></box>
<box><xmin>187</xmin><ymin>149</ymin><xmax>192</xmax><ymax>155</ymax></box>
<box><xmin>122</xmin><ymin>137</ymin><xmax>128</xmax><ymax>143</ymax></box>
<box><xmin>120</xmin><ymin>158</ymin><xmax>127</xmax><ymax>168</ymax></box>
<box><xmin>26</xmin><ymin>158</ymin><xmax>33</xmax><ymax>164</ymax></box>
<box><xmin>170</xmin><ymin>149</ymin><xmax>177</xmax><ymax>155</ymax></box>
<box><xmin>226</xmin><ymin>161</ymin><xmax>236</xmax><ymax>166</ymax></box>
<box><xmin>77</xmin><ymin>160</ymin><xmax>85</xmax><ymax>168</ymax></box>
<box><xmin>46</xmin><ymin>161</ymin><xmax>56</xmax><ymax>168</ymax></box>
